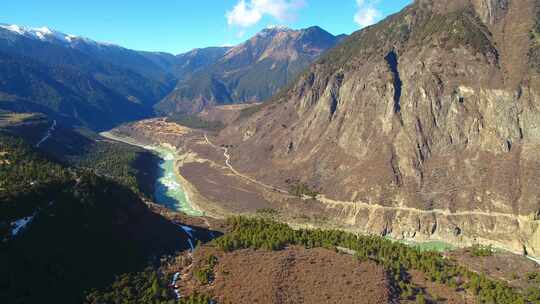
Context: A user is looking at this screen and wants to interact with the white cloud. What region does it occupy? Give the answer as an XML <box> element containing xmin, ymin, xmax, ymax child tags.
<box><xmin>226</xmin><ymin>0</ymin><xmax>306</xmax><ymax>29</ymax></box>
<box><xmin>354</xmin><ymin>0</ymin><xmax>382</xmax><ymax>28</ymax></box>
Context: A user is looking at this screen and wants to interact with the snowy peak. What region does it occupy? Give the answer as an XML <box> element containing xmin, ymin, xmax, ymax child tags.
<box><xmin>255</xmin><ymin>25</ymin><xmax>294</xmax><ymax>38</ymax></box>
<box><xmin>0</xmin><ymin>23</ymin><xmax>115</xmax><ymax>48</ymax></box>
<box><xmin>265</xmin><ymin>24</ymin><xmax>291</xmax><ymax>30</ymax></box>
<box><xmin>1</xmin><ymin>23</ymin><xmax>73</xmax><ymax>42</ymax></box>
<box><xmin>0</xmin><ymin>24</ymin><xmax>26</xmax><ymax>35</ymax></box>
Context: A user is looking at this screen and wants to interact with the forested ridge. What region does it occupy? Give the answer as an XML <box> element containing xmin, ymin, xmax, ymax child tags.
<box><xmin>213</xmin><ymin>218</ymin><xmax>540</xmax><ymax>304</ymax></box>
<box><xmin>0</xmin><ymin>132</ymin><xmax>186</xmax><ymax>303</ymax></box>
<box><xmin>3</xmin><ymin>119</ymin><xmax>161</xmax><ymax>198</ymax></box>
<box><xmin>64</xmin><ymin>137</ymin><xmax>159</xmax><ymax>197</ymax></box>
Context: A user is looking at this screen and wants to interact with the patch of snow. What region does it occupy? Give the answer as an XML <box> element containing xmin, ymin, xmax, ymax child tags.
<box><xmin>0</xmin><ymin>23</ymin><xmax>117</xmax><ymax>48</ymax></box>
<box><xmin>265</xmin><ymin>24</ymin><xmax>291</xmax><ymax>31</ymax></box>
<box><xmin>1</xmin><ymin>24</ymin><xmax>25</xmax><ymax>35</ymax></box>
<box><xmin>65</xmin><ymin>34</ymin><xmax>77</xmax><ymax>43</ymax></box>
<box><xmin>171</xmin><ymin>272</ymin><xmax>181</xmax><ymax>299</ymax></box>
<box><xmin>11</xmin><ymin>215</ymin><xmax>35</xmax><ymax>236</ymax></box>
<box><xmin>180</xmin><ymin>225</ymin><xmax>194</xmax><ymax>238</ymax></box>
<box><xmin>36</xmin><ymin>27</ymin><xmax>52</xmax><ymax>34</ymax></box>
<box><xmin>180</xmin><ymin>225</ymin><xmax>195</xmax><ymax>251</ymax></box>
<box><xmin>1</xmin><ymin>24</ymin><xmax>61</xmax><ymax>41</ymax></box>
<box><xmin>257</xmin><ymin>25</ymin><xmax>293</xmax><ymax>37</ymax></box>
<box><xmin>187</xmin><ymin>238</ymin><xmax>194</xmax><ymax>251</ymax></box>
<box><xmin>36</xmin><ymin>32</ymin><xmax>46</xmax><ymax>40</ymax></box>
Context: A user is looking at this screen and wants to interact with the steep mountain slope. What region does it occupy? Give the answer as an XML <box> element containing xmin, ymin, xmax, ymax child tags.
<box><xmin>0</xmin><ymin>51</ymin><xmax>156</xmax><ymax>129</ymax></box>
<box><xmin>156</xmin><ymin>26</ymin><xmax>344</xmax><ymax>114</ymax></box>
<box><xmin>173</xmin><ymin>46</ymin><xmax>232</xmax><ymax>81</ymax></box>
<box><xmin>0</xmin><ymin>25</ymin><xmax>177</xmax><ymax>130</ymax></box>
<box><xmin>0</xmin><ymin>24</ymin><xmax>178</xmax><ymax>82</ymax></box>
<box><xmin>0</xmin><ymin>129</ymin><xmax>193</xmax><ymax>303</ymax></box>
<box><xmin>218</xmin><ymin>0</ymin><xmax>540</xmax><ymax>256</ymax></box>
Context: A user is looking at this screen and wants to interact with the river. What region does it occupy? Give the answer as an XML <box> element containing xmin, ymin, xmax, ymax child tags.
<box><xmin>152</xmin><ymin>145</ymin><xmax>204</xmax><ymax>217</ymax></box>
<box><xmin>100</xmin><ymin>132</ymin><xmax>203</xmax><ymax>217</ymax></box>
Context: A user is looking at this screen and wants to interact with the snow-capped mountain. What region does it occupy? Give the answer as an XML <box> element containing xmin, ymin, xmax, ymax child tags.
<box><xmin>0</xmin><ymin>23</ymin><xmax>181</xmax><ymax>130</ymax></box>
<box><xmin>0</xmin><ymin>23</ymin><xmax>115</xmax><ymax>48</ymax></box>
<box><xmin>0</xmin><ymin>23</ymin><xmax>240</xmax><ymax>129</ymax></box>
<box><xmin>0</xmin><ymin>23</ymin><xmax>184</xmax><ymax>80</ymax></box>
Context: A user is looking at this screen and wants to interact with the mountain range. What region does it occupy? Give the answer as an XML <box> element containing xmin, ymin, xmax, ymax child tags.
<box><xmin>156</xmin><ymin>26</ymin><xmax>345</xmax><ymax>114</ymax></box>
<box><xmin>0</xmin><ymin>24</ymin><xmax>343</xmax><ymax>130</ymax></box>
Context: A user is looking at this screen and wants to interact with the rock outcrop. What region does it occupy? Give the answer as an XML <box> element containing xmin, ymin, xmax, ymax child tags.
<box><xmin>218</xmin><ymin>0</ymin><xmax>540</xmax><ymax>257</ymax></box>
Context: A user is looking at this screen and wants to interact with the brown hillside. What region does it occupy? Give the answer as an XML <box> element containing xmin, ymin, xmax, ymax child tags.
<box><xmin>217</xmin><ymin>0</ymin><xmax>540</xmax><ymax>257</ymax></box>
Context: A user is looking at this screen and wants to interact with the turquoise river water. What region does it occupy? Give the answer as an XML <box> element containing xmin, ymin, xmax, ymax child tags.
<box><xmin>152</xmin><ymin>146</ymin><xmax>204</xmax><ymax>217</ymax></box>
<box><xmin>100</xmin><ymin>132</ymin><xmax>203</xmax><ymax>217</ymax></box>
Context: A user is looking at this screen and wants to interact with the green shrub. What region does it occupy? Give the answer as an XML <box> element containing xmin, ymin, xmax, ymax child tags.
<box><xmin>526</xmin><ymin>272</ymin><xmax>540</xmax><ymax>284</ymax></box>
<box><xmin>471</xmin><ymin>244</ymin><xmax>494</xmax><ymax>257</ymax></box>
<box><xmin>287</xmin><ymin>180</ymin><xmax>319</xmax><ymax>199</ymax></box>
<box><xmin>178</xmin><ymin>294</ymin><xmax>214</xmax><ymax>304</ymax></box>
<box><xmin>85</xmin><ymin>269</ymin><xmax>170</xmax><ymax>304</ymax></box>
<box><xmin>415</xmin><ymin>293</ymin><xmax>426</xmax><ymax>304</ymax></box>
<box><xmin>194</xmin><ymin>255</ymin><xmax>218</xmax><ymax>285</ymax></box>
<box><xmin>256</xmin><ymin>208</ymin><xmax>279</xmax><ymax>218</ymax></box>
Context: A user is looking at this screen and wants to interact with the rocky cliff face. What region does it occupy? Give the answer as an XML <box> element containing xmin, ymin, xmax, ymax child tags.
<box><xmin>218</xmin><ymin>0</ymin><xmax>540</xmax><ymax>257</ymax></box>
<box><xmin>155</xmin><ymin>26</ymin><xmax>344</xmax><ymax>114</ymax></box>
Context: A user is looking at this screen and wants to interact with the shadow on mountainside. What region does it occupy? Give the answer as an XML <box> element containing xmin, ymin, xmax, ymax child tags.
<box><xmin>0</xmin><ymin>167</ymin><xmax>220</xmax><ymax>303</ymax></box>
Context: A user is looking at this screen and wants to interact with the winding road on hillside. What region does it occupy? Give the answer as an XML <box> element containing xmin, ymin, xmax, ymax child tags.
<box><xmin>204</xmin><ymin>134</ymin><xmax>291</xmax><ymax>196</ymax></box>
<box><xmin>203</xmin><ymin>134</ymin><xmax>538</xmax><ymax>222</ymax></box>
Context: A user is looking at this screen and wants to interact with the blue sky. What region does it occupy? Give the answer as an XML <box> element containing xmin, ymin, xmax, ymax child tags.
<box><xmin>1</xmin><ymin>0</ymin><xmax>412</xmax><ymax>54</ymax></box>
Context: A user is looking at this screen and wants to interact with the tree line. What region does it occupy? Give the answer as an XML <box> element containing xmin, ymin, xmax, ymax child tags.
<box><xmin>214</xmin><ymin>217</ymin><xmax>540</xmax><ymax>304</ymax></box>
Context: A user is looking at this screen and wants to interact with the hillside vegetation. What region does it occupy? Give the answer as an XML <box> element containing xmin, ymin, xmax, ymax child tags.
<box><xmin>0</xmin><ymin>132</ymin><xmax>188</xmax><ymax>303</ymax></box>
<box><xmin>88</xmin><ymin>217</ymin><xmax>540</xmax><ymax>303</ymax></box>
<box><xmin>214</xmin><ymin>218</ymin><xmax>540</xmax><ymax>303</ymax></box>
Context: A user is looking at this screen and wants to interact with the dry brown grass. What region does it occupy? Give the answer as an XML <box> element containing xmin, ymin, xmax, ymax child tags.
<box><xmin>177</xmin><ymin>245</ymin><xmax>393</xmax><ymax>304</ymax></box>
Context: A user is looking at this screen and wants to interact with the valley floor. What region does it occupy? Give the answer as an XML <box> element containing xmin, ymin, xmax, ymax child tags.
<box><xmin>105</xmin><ymin>118</ymin><xmax>540</xmax><ymax>263</ymax></box>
